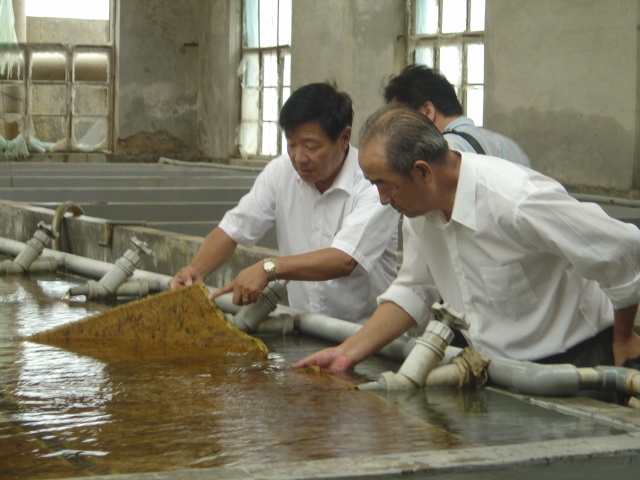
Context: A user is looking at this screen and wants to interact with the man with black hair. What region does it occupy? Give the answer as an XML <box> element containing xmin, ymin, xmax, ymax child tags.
<box><xmin>171</xmin><ymin>82</ymin><xmax>399</xmax><ymax>324</ymax></box>
<box><xmin>384</xmin><ymin>64</ymin><xmax>531</xmax><ymax>167</ymax></box>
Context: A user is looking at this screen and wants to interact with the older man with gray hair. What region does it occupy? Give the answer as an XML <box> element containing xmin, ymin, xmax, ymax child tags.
<box><xmin>294</xmin><ymin>104</ymin><xmax>640</xmax><ymax>372</ymax></box>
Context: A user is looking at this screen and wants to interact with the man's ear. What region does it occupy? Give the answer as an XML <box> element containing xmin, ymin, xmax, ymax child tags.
<box><xmin>413</xmin><ymin>160</ymin><xmax>432</xmax><ymax>182</ymax></box>
<box><xmin>418</xmin><ymin>101</ymin><xmax>437</xmax><ymax>123</ymax></box>
<box><xmin>340</xmin><ymin>126</ymin><xmax>352</xmax><ymax>146</ymax></box>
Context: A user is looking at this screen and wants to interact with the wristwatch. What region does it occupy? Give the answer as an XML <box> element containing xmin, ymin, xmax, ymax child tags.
<box><xmin>263</xmin><ymin>258</ymin><xmax>277</xmax><ymax>282</ymax></box>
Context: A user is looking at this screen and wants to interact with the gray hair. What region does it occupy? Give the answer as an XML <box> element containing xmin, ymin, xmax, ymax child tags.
<box><xmin>359</xmin><ymin>103</ymin><xmax>449</xmax><ymax>178</ymax></box>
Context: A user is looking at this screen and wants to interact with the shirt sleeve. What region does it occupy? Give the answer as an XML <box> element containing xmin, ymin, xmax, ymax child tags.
<box><xmin>217</xmin><ymin>162</ymin><xmax>278</xmax><ymax>248</ymax></box>
<box><xmin>330</xmin><ymin>182</ymin><xmax>400</xmax><ymax>274</ymax></box>
<box><xmin>377</xmin><ymin>219</ymin><xmax>441</xmax><ymax>328</ymax></box>
<box><xmin>513</xmin><ymin>187</ymin><xmax>640</xmax><ymax>309</ymax></box>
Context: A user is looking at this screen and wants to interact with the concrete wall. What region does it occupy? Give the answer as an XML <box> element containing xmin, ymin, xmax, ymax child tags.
<box><xmin>485</xmin><ymin>0</ymin><xmax>639</xmax><ymax>194</ymax></box>
<box><xmin>291</xmin><ymin>0</ymin><xmax>406</xmax><ymax>144</ymax></box>
<box><xmin>115</xmin><ymin>0</ymin><xmax>200</xmax><ymax>158</ymax></box>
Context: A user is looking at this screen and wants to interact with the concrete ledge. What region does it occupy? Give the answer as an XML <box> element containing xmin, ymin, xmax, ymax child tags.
<box><xmin>0</xmin><ymin>200</ymin><xmax>278</xmax><ymax>288</ymax></box>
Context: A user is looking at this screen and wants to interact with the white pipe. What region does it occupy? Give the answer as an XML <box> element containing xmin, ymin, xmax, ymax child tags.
<box><xmin>0</xmin><ymin>237</ymin><xmax>172</xmax><ymax>288</ymax></box>
<box><xmin>358</xmin><ymin>321</ymin><xmax>454</xmax><ymax>390</ymax></box>
<box><xmin>3</xmin><ymin>235</ymin><xmax>638</xmax><ymax>400</ymax></box>
<box><xmin>228</xmin><ymin>281</ymin><xmax>288</xmax><ymax>332</ymax></box>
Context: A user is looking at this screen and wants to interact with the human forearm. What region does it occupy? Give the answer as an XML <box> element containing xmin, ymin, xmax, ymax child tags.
<box><xmin>187</xmin><ymin>227</ymin><xmax>238</xmax><ymax>277</ymax></box>
<box><xmin>267</xmin><ymin>248</ymin><xmax>357</xmax><ymax>281</ymax></box>
<box><xmin>612</xmin><ymin>303</ymin><xmax>640</xmax><ymax>366</ymax></box>
<box><xmin>293</xmin><ymin>302</ymin><xmax>417</xmax><ymax>371</ymax></box>
<box><xmin>171</xmin><ymin>228</ymin><xmax>237</xmax><ymax>289</ymax></box>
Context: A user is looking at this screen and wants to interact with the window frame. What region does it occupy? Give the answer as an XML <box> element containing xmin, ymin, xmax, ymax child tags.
<box><xmin>240</xmin><ymin>0</ymin><xmax>291</xmax><ymax>159</ymax></box>
<box><xmin>406</xmin><ymin>0</ymin><xmax>485</xmax><ymax>124</ymax></box>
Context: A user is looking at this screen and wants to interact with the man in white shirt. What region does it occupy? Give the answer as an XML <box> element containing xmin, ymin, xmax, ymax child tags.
<box><xmin>384</xmin><ymin>64</ymin><xmax>531</xmax><ymax>168</ymax></box>
<box><xmin>294</xmin><ymin>104</ymin><xmax>640</xmax><ymax>371</ymax></box>
<box><xmin>171</xmin><ymin>83</ymin><xmax>399</xmax><ymax>323</ymax></box>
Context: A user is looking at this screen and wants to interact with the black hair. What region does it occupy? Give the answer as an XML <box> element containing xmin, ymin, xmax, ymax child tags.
<box><xmin>383</xmin><ymin>64</ymin><xmax>463</xmax><ymax>116</ymax></box>
<box><xmin>279</xmin><ymin>82</ymin><xmax>353</xmax><ymax>141</ymax></box>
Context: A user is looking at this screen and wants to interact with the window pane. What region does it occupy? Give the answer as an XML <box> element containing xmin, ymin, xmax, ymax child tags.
<box><xmin>470</xmin><ymin>0</ymin><xmax>486</xmax><ymax>32</ymax></box>
<box><xmin>263</xmin><ymin>53</ymin><xmax>278</xmax><ymax>87</ymax></box>
<box><xmin>242</xmin><ymin>53</ymin><xmax>260</xmax><ymax>88</ymax></box>
<box><xmin>415</xmin><ymin>47</ymin><xmax>434</xmax><ymax>68</ymax></box>
<box><xmin>262</xmin><ymin>87</ymin><xmax>278</xmax><ymax>122</ymax></box>
<box><xmin>466</xmin><ymin>44</ymin><xmax>484</xmax><ymax>84</ymax></box>
<box><xmin>259</xmin><ymin>0</ymin><xmax>278</xmax><ymax>47</ymax></box>
<box><xmin>31</xmin><ymin>52</ymin><xmax>66</xmax><ymax>81</ymax></box>
<box><xmin>243</xmin><ymin>0</ymin><xmax>259</xmax><ymax>47</ymax></box>
<box><xmin>0</xmin><ymin>50</ymin><xmax>24</xmax><ymax>81</ymax></box>
<box><xmin>239</xmin><ymin>121</ymin><xmax>258</xmax><ymax>157</ymax></box>
<box><xmin>73</xmin><ymin>52</ymin><xmax>108</xmax><ymax>83</ymax></box>
<box><xmin>73</xmin><ymin>86</ymin><xmax>108</xmax><ymax>115</ymax></box>
<box><xmin>442</xmin><ymin>0</ymin><xmax>466</xmax><ymax>34</ymax></box>
<box><xmin>74</xmin><ymin>117</ymin><xmax>108</xmax><ymax>150</ymax></box>
<box><xmin>415</xmin><ymin>0</ymin><xmax>438</xmax><ymax>35</ymax></box>
<box><xmin>32</xmin><ymin>115</ymin><xmax>66</xmax><ymax>143</ymax></box>
<box><xmin>282</xmin><ymin>86</ymin><xmax>290</xmax><ymax>105</ymax></box>
<box><xmin>241</xmin><ymin>88</ymin><xmax>259</xmax><ymax>121</ymax></box>
<box><xmin>439</xmin><ymin>45</ymin><xmax>461</xmax><ymax>88</ymax></box>
<box><xmin>261</xmin><ymin>121</ymin><xmax>278</xmax><ymax>156</ymax></box>
<box><xmin>32</xmin><ymin>84</ymin><xmax>66</xmax><ymax>114</ymax></box>
<box><xmin>466</xmin><ymin>86</ymin><xmax>484</xmax><ymax>126</ymax></box>
<box><xmin>278</xmin><ymin>0</ymin><xmax>292</xmax><ymax>45</ymax></box>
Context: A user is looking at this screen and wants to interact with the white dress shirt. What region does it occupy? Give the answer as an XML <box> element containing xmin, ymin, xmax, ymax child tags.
<box><xmin>444</xmin><ymin>116</ymin><xmax>532</xmax><ymax>168</ymax></box>
<box><xmin>379</xmin><ymin>152</ymin><xmax>640</xmax><ymax>360</ymax></box>
<box><xmin>219</xmin><ymin>145</ymin><xmax>399</xmax><ymax>323</ymax></box>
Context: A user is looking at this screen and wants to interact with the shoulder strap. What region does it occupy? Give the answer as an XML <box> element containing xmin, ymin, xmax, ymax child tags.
<box><xmin>443</xmin><ymin>129</ymin><xmax>486</xmax><ymax>155</ymax></box>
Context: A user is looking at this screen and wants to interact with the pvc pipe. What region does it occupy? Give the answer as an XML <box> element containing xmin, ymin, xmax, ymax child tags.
<box><xmin>358</xmin><ymin>321</ymin><xmax>454</xmax><ymax>391</ymax></box>
<box><xmin>229</xmin><ymin>281</ymin><xmax>289</xmax><ymax>332</ymax></box>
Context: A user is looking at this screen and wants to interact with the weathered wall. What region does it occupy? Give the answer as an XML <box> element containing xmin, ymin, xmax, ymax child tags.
<box><xmin>196</xmin><ymin>0</ymin><xmax>241</xmax><ymax>160</ymax></box>
<box><xmin>290</xmin><ymin>0</ymin><xmax>406</xmax><ymax>145</ymax></box>
<box><xmin>115</xmin><ymin>0</ymin><xmax>200</xmax><ymax>158</ymax></box>
<box><xmin>26</xmin><ymin>17</ymin><xmax>109</xmax><ymax>44</ymax></box>
<box><xmin>485</xmin><ymin>0</ymin><xmax>639</xmax><ymax>193</ymax></box>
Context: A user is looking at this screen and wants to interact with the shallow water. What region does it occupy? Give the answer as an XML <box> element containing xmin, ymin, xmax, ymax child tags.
<box><xmin>0</xmin><ymin>273</ymin><xmax>628</xmax><ymax>479</ymax></box>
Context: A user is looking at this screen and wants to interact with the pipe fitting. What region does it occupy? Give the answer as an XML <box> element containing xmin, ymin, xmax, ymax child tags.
<box><xmin>64</xmin><ymin>236</ymin><xmax>157</xmax><ymax>300</ymax></box>
<box><xmin>13</xmin><ymin>221</ymin><xmax>58</xmax><ymax>271</ymax></box>
<box><xmin>229</xmin><ymin>281</ymin><xmax>288</xmax><ymax>332</ymax></box>
<box><xmin>357</xmin><ymin>320</ymin><xmax>455</xmax><ymax>391</ymax></box>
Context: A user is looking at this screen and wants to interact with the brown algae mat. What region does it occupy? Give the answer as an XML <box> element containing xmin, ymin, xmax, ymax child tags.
<box><xmin>25</xmin><ymin>282</ymin><xmax>269</xmax><ymax>360</ymax></box>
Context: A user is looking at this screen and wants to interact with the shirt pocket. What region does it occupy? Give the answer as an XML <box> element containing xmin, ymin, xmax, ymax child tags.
<box><xmin>480</xmin><ymin>263</ymin><xmax>538</xmax><ymax>318</ymax></box>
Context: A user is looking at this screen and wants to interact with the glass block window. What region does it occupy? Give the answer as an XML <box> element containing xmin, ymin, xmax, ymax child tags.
<box><xmin>410</xmin><ymin>0</ymin><xmax>485</xmax><ymax>125</ymax></box>
<box><xmin>239</xmin><ymin>0</ymin><xmax>292</xmax><ymax>158</ymax></box>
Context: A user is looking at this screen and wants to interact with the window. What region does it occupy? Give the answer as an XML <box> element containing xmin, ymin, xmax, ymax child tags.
<box><xmin>0</xmin><ymin>0</ymin><xmax>113</xmax><ymax>156</ymax></box>
<box><xmin>239</xmin><ymin>0</ymin><xmax>291</xmax><ymax>159</ymax></box>
<box><xmin>409</xmin><ymin>0</ymin><xmax>485</xmax><ymax>125</ymax></box>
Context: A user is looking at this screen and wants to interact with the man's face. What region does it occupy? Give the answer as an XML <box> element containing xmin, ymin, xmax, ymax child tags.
<box><xmin>359</xmin><ymin>138</ymin><xmax>432</xmax><ymax>218</ymax></box>
<box><xmin>286</xmin><ymin>121</ymin><xmax>350</xmax><ymax>193</ymax></box>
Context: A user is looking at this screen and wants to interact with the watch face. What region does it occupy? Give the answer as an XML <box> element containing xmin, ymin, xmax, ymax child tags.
<box><xmin>264</xmin><ymin>261</ymin><xmax>275</xmax><ymax>271</ymax></box>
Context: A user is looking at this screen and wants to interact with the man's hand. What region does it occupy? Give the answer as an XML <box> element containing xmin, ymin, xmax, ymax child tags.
<box><xmin>292</xmin><ymin>346</ymin><xmax>358</xmax><ymax>372</ymax></box>
<box><xmin>170</xmin><ymin>265</ymin><xmax>203</xmax><ymax>289</ymax></box>
<box><xmin>210</xmin><ymin>261</ymin><xmax>268</xmax><ymax>306</ymax></box>
<box><xmin>612</xmin><ymin>331</ymin><xmax>640</xmax><ymax>367</ymax></box>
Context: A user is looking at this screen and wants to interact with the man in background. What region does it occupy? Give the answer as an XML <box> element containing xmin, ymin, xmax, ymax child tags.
<box><xmin>384</xmin><ymin>64</ymin><xmax>531</xmax><ymax>167</ymax></box>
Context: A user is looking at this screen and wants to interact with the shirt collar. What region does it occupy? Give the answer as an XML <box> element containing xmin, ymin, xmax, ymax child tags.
<box><xmin>444</xmin><ymin>116</ymin><xmax>476</xmax><ymax>131</ymax></box>
<box><xmin>449</xmin><ymin>152</ymin><xmax>478</xmax><ymax>231</ymax></box>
